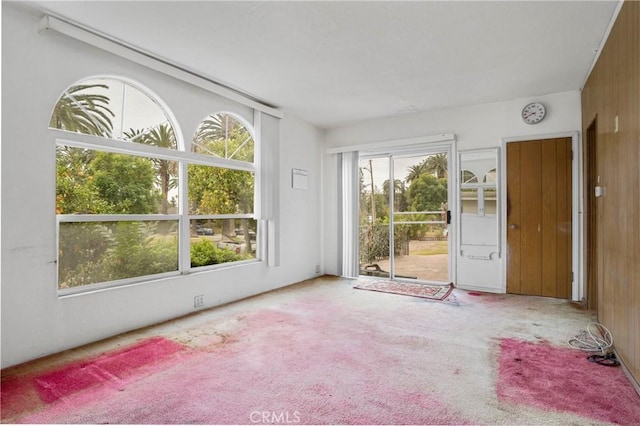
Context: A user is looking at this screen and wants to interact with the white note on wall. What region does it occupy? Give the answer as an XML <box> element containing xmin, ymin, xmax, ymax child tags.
<box><xmin>292</xmin><ymin>168</ymin><xmax>308</xmax><ymax>190</ymax></box>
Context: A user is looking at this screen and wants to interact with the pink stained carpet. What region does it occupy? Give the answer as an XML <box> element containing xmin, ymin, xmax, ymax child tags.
<box><xmin>2</xmin><ymin>280</ymin><xmax>640</xmax><ymax>425</ymax></box>
<box><xmin>3</xmin><ymin>301</ymin><xmax>471</xmax><ymax>425</ymax></box>
<box><xmin>497</xmin><ymin>338</ymin><xmax>640</xmax><ymax>424</ymax></box>
<box><xmin>34</xmin><ymin>337</ymin><xmax>187</xmax><ymax>403</ymax></box>
<box><xmin>1</xmin><ymin>337</ymin><xmax>192</xmax><ymax>421</ymax></box>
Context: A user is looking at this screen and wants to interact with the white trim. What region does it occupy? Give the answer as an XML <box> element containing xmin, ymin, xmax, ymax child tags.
<box><xmin>188</xmin><ymin>214</ymin><xmax>254</xmax><ymax>220</ymax></box>
<box><xmin>53</xmin><ymin>130</ymin><xmax>255</xmax><ymax>172</ymax></box>
<box><xmin>501</xmin><ymin>131</ymin><xmax>582</xmax><ymax>301</ymax></box>
<box><xmin>580</xmin><ymin>0</ymin><xmax>625</xmax><ymax>89</ymax></box>
<box><xmin>59</xmin><ymin>271</ymin><xmax>181</xmax><ymax>297</ymax></box>
<box><xmin>326</xmin><ymin>133</ymin><xmax>456</xmax><ymax>155</ymax></box>
<box><xmin>457</xmin><ymin>147</ymin><xmax>501</xmax><ymax>258</ymax></box>
<box><xmin>356</xmin><ymin>141</ymin><xmax>457</xmax><ymax>284</ymax></box>
<box><xmin>38</xmin><ymin>15</ymin><xmax>284</xmax><ymax>119</ymax></box>
<box><xmin>58</xmin><ymin>214</ymin><xmax>180</xmax><ymax>222</ymax></box>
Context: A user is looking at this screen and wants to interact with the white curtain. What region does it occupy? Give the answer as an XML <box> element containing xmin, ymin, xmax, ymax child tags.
<box><xmin>340</xmin><ymin>151</ymin><xmax>360</xmax><ymax>278</ymax></box>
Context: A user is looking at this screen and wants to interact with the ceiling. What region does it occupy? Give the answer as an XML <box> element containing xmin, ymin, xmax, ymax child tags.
<box><xmin>26</xmin><ymin>1</ymin><xmax>619</xmax><ymax>129</ymax></box>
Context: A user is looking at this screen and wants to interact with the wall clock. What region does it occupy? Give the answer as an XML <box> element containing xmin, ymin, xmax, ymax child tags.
<box><xmin>521</xmin><ymin>102</ymin><xmax>546</xmax><ymax>124</ymax></box>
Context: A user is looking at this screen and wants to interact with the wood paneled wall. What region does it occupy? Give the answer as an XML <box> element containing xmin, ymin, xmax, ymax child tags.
<box><xmin>581</xmin><ymin>1</ymin><xmax>640</xmax><ymax>387</ymax></box>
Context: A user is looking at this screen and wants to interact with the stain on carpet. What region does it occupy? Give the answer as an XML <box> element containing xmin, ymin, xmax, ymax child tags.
<box><xmin>1</xmin><ymin>337</ymin><xmax>191</xmax><ymax>422</ymax></box>
<box><xmin>497</xmin><ymin>338</ymin><xmax>640</xmax><ymax>424</ymax></box>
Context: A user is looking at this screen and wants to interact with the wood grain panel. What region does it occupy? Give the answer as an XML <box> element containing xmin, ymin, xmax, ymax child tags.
<box><xmin>506</xmin><ymin>143</ymin><xmax>522</xmax><ymax>294</ymax></box>
<box><xmin>519</xmin><ymin>141</ymin><xmax>542</xmax><ymax>296</ymax></box>
<box><xmin>581</xmin><ymin>0</ymin><xmax>639</xmax><ymax>387</ymax></box>
<box><xmin>541</xmin><ymin>139</ymin><xmax>558</xmax><ymax>297</ymax></box>
<box><xmin>555</xmin><ymin>138</ymin><xmax>571</xmax><ymax>299</ymax></box>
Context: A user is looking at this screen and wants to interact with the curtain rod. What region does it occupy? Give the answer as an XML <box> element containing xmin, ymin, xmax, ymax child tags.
<box><xmin>38</xmin><ymin>14</ymin><xmax>284</xmax><ymax>119</ymax></box>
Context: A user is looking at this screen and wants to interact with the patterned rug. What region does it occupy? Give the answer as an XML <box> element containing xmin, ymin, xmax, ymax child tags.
<box><xmin>354</xmin><ymin>280</ymin><xmax>454</xmax><ymax>301</ymax></box>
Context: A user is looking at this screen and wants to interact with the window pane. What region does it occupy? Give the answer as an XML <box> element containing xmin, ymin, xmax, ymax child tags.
<box><xmin>461</xmin><ymin>170</ymin><xmax>478</xmax><ymax>184</ymax></box>
<box><xmin>56</xmin><ymin>147</ymin><xmax>179</xmax><ymax>215</ymax></box>
<box><xmin>50</xmin><ymin>78</ymin><xmax>177</xmax><ymax>148</ymax></box>
<box><xmin>192</xmin><ymin>113</ymin><xmax>254</xmax><ymax>162</ymax></box>
<box><xmin>190</xmin><ymin>219</ymin><xmax>256</xmax><ymax>267</ymax></box>
<box><xmin>483</xmin><ymin>168</ymin><xmax>497</xmax><ymax>183</ymax></box>
<box><xmin>461</xmin><ymin>188</ymin><xmax>478</xmax><ymax>214</ymax></box>
<box><xmin>58</xmin><ymin>221</ymin><xmax>178</xmax><ymax>289</ymax></box>
<box><xmin>484</xmin><ymin>187</ymin><xmax>497</xmax><ymax>215</ymax></box>
<box><xmin>188</xmin><ymin>165</ymin><xmax>254</xmax><ymax>215</ymax></box>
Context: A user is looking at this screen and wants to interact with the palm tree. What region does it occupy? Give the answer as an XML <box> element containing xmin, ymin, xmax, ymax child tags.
<box><xmin>194</xmin><ymin>113</ymin><xmax>254</xmax><ymax>162</ymax></box>
<box><xmin>193</xmin><ymin>113</ymin><xmax>224</xmax><ymax>150</ymax></box>
<box><xmin>124</xmin><ymin>124</ymin><xmax>178</xmax><ymax>214</ymax></box>
<box><xmin>425</xmin><ymin>153</ymin><xmax>448</xmax><ymax>179</ymax></box>
<box><xmin>406</xmin><ymin>161</ymin><xmax>428</xmax><ymax>185</ymax></box>
<box><xmin>382</xmin><ymin>179</ymin><xmax>406</xmax><ymax>212</ymax></box>
<box><xmin>49</xmin><ymin>84</ymin><xmax>114</xmax><ymax>137</ymax></box>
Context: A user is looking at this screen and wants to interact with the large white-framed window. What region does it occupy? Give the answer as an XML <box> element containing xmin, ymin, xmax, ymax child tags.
<box><xmin>52</xmin><ymin>77</ymin><xmax>259</xmax><ymax>295</ymax></box>
<box><xmin>188</xmin><ymin>113</ymin><xmax>257</xmax><ymax>270</ymax></box>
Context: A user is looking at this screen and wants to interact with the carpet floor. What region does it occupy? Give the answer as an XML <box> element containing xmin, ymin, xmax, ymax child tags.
<box><xmin>2</xmin><ymin>276</ymin><xmax>639</xmax><ymax>424</ymax></box>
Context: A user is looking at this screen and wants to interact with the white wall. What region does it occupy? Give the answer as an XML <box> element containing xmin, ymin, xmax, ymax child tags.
<box><xmin>323</xmin><ymin>91</ymin><xmax>582</xmax><ymax>292</ymax></box>
<box><xmin>1</xmin><ymin>4</ymin><xmax>323</xmax><ymax>368</ymax></box>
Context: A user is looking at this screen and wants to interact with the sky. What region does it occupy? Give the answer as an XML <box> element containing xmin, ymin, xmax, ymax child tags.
<box><xmin>360</xmin><ymin>154</ymin><xmax>441</xmax><ymax>192</ymax></box>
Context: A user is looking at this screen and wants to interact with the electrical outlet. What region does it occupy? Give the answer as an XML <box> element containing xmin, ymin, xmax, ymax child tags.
<box><xmin>315</xmin><ymin>264</ymin><xmax>321</xmax><ymax>274</ymax></box>
<box><xmin>194</xmin><ymin>295</ymin><xmax>204</xmax><ymax>308</ymax></box>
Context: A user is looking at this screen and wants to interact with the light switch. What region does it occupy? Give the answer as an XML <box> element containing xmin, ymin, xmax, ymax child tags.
<box><xmin>595</xmin><ymin>186</ymin><xmax>604</xmax><ymax>197</ymax></box>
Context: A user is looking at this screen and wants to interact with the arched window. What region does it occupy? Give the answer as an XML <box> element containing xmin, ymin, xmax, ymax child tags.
<box><xmin>192</xmin><ymin>113</ymin><xmax>253</xmax><ymax>162</ymax></box>
<box><xmin>461</xmin><ymin>170</ymin><xmax>478</xmax><ymax>184</ymax></box>
<box><xmin>50</xmin><ymin>78</ymin><xmax>178</xmax><ymax>148</ymax></box>
<box><xmin>189</xmin><ymin>113</ymin><xmax>256</xmax><ymax>269</ymax></box>
<box><xmin>52</xmin><ymin>79</ymin><xmax>258</xmax><ymax>293</ymax></box>
<box><xmin>483</xmin><ymin>168</ymin><xmax>497</xmax><ymax>183</ymax></box>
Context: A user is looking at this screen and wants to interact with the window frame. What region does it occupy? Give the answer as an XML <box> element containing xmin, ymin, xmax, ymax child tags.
<box><xmin>53</xmin><ymin>82</ymin><xmax>261</xmax><ymax>296</ymax></box>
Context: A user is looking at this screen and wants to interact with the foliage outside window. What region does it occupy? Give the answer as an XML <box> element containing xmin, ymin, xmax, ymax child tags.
<box><xmin>358</xmin><ymin>154</ymin><xmax>448</xmax><ymax>265</ymax></box>
<box><xmin>52</xmin><ymin>78</ymin><xmax>258</xmax><ymax>292</ymax></box>
<box><xmin>189</xmin><ymin>114</ymin><xmax>256</xmax><ymax>269</ymax></box>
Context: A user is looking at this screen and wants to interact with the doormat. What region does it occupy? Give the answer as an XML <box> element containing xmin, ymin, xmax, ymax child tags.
<box><xmin>354</xmin><ymin>280</ymin><xmax>454</xmax><ymax>301</ymax></box>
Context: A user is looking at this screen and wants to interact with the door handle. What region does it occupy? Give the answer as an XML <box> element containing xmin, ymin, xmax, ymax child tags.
<box><xmin>509</xmin><ymin>224</ymin><xmax>518</xmax><ymax>229</ymax></box>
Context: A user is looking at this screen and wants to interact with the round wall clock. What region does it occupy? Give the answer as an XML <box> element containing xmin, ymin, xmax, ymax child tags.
<box><xmin>521</xmin><ymin>102</ymin><xmax>546</xmax><ymax>124</ymax></box>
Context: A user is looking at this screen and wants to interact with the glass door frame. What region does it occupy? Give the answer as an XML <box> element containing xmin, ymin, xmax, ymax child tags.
<box><xmin>359</xmin><ymin>141</ymin><xmax>457</xmax><ymax>285</ymax></box>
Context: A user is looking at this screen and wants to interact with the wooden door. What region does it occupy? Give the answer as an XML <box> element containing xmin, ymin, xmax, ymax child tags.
<box><xmin>506</xmin><ymin>138</ymin><xmax>572</xmax><ymax>298</ymax></box>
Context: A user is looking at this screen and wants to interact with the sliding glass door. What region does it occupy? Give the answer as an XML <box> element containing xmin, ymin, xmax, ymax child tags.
<box><xmin>359</xmin><ymin>149</ymin><xmax>451</xmax><ymax>284</ymax></box>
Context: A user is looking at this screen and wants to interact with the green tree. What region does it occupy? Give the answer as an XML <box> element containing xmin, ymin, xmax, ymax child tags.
<box><xmin>194</xmin><ymin>114</ymin><xmax>254</xmax><ymax>162</ymax></box>
<box><xmin>425</xmin><ymin>153</ymin><xmax>448</xmax><ymax>179</ymax></box>
<box><xmin>125</xmin><ymin>125</ymin><xmax>178</xmax><ymax>214</ymax></box>
<box><xmin>89</xmin><ymin>152</ymin><xmax>160</xmax><ymax>214</ymax></box>
<box><xmin>53</xmin><ymin>84</ymin><xmax>116</xmax><ymax>215</ymax></box>
<box><xmin>382</xmin><ymin>178</ymin><xmax>407</xmax><ymax>212</ymax></box>
<box><xmin>407</xmin><ymin>175</ymin><xmax>448</xmax><ymax>212</ymax></box>
<box><xmin>108</xmin><ymin>222</ymin><xmax>177</xmax><ymax>280</ymax></box>
<box><xmin>406</xmin><ymin>161</ymin><xmax>429</xmax><ymax>184</ymax></box>
<box><xmin>190</xmin><ymin>113</ymin><xmax>255</xmax><ymax>251</ymax></box>
<box><xmin>56</xmin><ymin>147</ymin><xmax>110</xmax><ymax>214</ymax></box>
<box><xmin>49</xmin><ymin>83</ymin><xmax>114</xmax><ymax>137</ymax></box>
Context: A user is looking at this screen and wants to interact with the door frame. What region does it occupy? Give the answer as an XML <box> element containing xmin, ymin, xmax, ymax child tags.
<box><xmin>501</xmin><ymin>131</ymin><xmax>583</xmax><ymax>301</ymax></box>
<box><xmin>359</xmin><ymin>140</ymin><xmax>457</xmax><ymax>284</ymax></box>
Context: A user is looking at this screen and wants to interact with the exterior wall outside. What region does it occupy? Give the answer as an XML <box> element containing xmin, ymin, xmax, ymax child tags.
<box><xmin>1</xmin><ymin>4</ymin><xmax>323</xmax><ymax>368</ymax></box>
<box><xmin>323</xmin><ymin>91</ymin><xmax>583</xmax><ymax>293</ymax></box>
